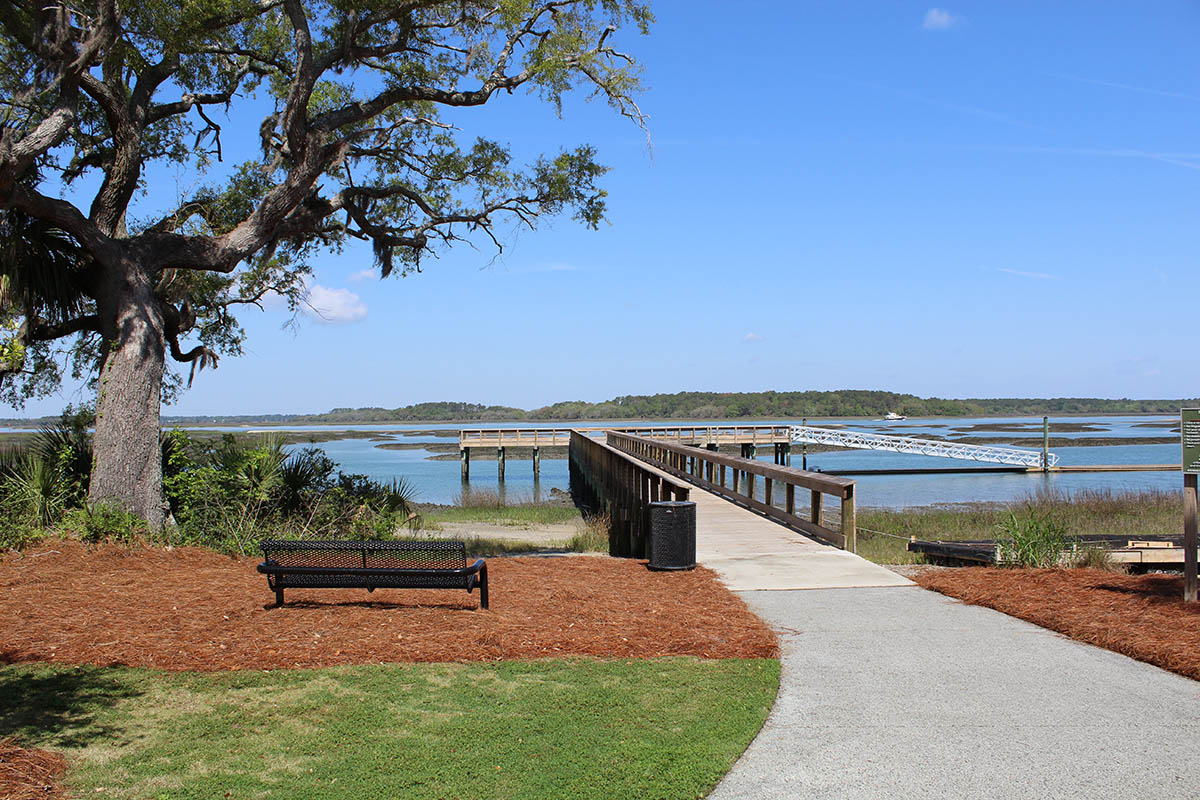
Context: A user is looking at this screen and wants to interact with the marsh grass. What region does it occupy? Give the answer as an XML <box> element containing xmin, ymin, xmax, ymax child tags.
<box><xmin>995</xmin><ymin>511</ymin><xmax>1073</xmax><ymax>568</ymax></box>
<box><xmin>857</xmin><ymin>488</ymin><xmax>1181</xmax><ymax>565</ymax></box>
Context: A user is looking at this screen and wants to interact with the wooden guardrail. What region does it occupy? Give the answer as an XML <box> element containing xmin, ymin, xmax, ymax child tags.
<box><xmin>459</xmin><ymin>424</ymin><xmax>792</xmax><ymax>450</ymax></box>
<box><xmin>568</xmin><ymin>430</ymin><xmax>691</xmax><ymax>558</ymax></box>
<box><xmin>460</xmin><ymin>428</ymin><xmax>578</xmax><ymax>448</ymax></box>
<box><xmin>607</xmin><ymin>431</ymin><xmax>857</xmax><ymax>551</ymax></box>
<box><xmin>621</xmin><ymin>425</ymin><xmax>791</xmax><ymax>446</ymax></box>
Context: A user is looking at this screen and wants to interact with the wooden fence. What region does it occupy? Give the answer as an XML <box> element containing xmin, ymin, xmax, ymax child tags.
<box><xmin>607</xmin><ymin>431</ymin><xmax>857</xmax><ymax>551</ymax></box>
<box><xmin>568</xmin><ymin>430</ymin><xmax>691</xmax><ymax>558</ymax></box>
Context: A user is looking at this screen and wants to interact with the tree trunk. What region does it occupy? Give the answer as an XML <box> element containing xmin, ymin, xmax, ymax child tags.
<box><xmin>89</xmin><ymin>257</ymin><xmax>167</xmax><ymax>529</ymax></box>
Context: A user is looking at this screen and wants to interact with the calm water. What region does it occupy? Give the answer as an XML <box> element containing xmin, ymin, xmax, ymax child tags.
<box><xmin>154</xmin><ymin>414</ymin><xmax>1184</xmax><ymax>509</ymax></box>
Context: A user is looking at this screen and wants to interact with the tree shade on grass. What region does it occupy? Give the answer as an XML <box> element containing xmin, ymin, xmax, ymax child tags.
<box><xmin>0</xmin><ymin>658</ymin><xmax>779</xmax><ymax>799</ymax></box>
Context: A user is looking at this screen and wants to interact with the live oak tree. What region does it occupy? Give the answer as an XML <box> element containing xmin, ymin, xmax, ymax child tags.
<box><xmin>0</xmin><ymin>0</ymin><xmax>649</xmax><ymax>527</ymax></box>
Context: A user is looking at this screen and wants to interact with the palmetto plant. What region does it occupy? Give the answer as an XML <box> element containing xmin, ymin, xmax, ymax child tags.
<box><xmin>3</xmin><ymin>452</ymin><xmax>70</xmax><ymax>527</ymax></box>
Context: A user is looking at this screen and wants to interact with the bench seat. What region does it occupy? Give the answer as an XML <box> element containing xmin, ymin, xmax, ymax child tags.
<box><xmin>257</xmin><ymin>539</ymin><xmax>488</xmax><ymax>608</ymax></box>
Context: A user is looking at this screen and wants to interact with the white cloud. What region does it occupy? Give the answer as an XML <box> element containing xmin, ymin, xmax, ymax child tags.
<box><xmin>348</xmin><ymin>268</ymin><xmax>378</xmax><ymax>282</ymax></box>
<box><xmin>923</xmin><ymin>8</ymin><xmax>962</xmax><ymax>30</ymax></box>
<box><xmin>303</xmin><ymin>283</ymin><xmax>368</xmax><ymax>324</ymax></box>
<box><xmin>997</xmin><ymin>268</ymin><xmax>1058</xmax><ymax>280</ymax></box>
<box><xmin>742</xmin><ymin>332</ymin><xmax>764</xmax><ymax>343</ymax></box>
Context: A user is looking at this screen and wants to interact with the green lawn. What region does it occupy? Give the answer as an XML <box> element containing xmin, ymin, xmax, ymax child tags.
<box><xmin>1</xmin><ymin>658</ymin><xmax>779</xmax><ymax>799</ymax></box>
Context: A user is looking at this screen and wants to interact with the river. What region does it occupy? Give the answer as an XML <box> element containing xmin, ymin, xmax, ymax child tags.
<box><xmin>160</xmin><ymin>414</ymin><xmax>1184</xmax><ymax>509</ymax></box>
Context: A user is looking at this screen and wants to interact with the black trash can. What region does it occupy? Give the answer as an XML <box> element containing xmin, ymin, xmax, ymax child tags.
<box><xmin>647</xmin><ymin>501</ymin><xmax>696</xmax><ymax>570</ymax></box>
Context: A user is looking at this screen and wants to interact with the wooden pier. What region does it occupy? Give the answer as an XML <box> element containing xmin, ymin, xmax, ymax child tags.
<box><xmin>458</xmin><ymin>424</ymin><xmax>793</xmax><ymax>480</ymax></box>
<box><xmin>571</xmin><ymin>429</ymin><xmax>908</xmax><ymax>589</ymax></box>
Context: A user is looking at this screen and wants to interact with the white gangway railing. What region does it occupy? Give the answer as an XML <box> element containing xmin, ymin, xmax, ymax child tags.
<box><xmin>789</xmin><ymin>426</ymin><xmax>1057</xmax><ymax>468</ymax></box>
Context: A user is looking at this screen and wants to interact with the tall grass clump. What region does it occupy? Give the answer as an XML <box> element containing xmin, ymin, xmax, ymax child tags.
<box><xmin>567</xmin><ymin>512</ymin><xmax>611</xmax><ymax>553</ymax></box>
<box><xmin>995</xmin><ymin>510</ymin><xmax>1075</xmax><ymax>568</ymax></box>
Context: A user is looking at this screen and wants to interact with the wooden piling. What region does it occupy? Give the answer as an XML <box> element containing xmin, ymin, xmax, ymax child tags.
<box><xmin>533</xmin><ymin>446</ymin><xmax>540</xmax><ymax>477</ymax></box>
<box><xmin>460</xmin><ymin>447</ymin><xmax>470</xmax><ymax>481</ymax></box>
<box><xmin>1042</xmin><ymin>416</ymin><xmax>1050</xmax><ymax>472</ymax></box>
<box><xmin>497</xmin><ymin>446</ymin><xmax>505</xmax><ymax>481</ymax></box>
<box><xmin>1186</xmin><ymin>473</ymin><xmax>1198</xmax><ymax>603</ymax></box>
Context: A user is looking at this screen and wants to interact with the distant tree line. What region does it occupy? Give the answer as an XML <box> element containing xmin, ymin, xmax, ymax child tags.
<box><xmin>110</xmin><ymin>392</ymin><xmax>1200</xmax><ymax>425</ymax></box>
<box><xmin>5</xmin><ymin>391</ymin><xmax>1193</xmax><ymax>428</ymax></box>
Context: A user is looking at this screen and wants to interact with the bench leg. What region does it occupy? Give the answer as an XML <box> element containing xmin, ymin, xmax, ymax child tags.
<box><xmin>274</xmin><ymin>587</ymin><xmax>284</xmax><ymax>607</ymax></box>
<box><xmin>479</xmin><ymin>563</ymin><xmax>489</xmax><ymax>610</ymax></box>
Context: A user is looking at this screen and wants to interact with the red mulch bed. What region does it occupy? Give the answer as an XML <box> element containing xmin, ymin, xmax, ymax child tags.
<box><xmin>0</xmin><ymin>738</ymin><xmax>67</xmax><ymax>800</ymax></box>
<box><xmin>0</xmin><ymin>541</ymin><xmax>776</xmax><ymax>671</ymax></box>
<box><xmin>916</xmin><ymin>567</ymin><xmax>1200</xmax><ymax>680</ymax></box>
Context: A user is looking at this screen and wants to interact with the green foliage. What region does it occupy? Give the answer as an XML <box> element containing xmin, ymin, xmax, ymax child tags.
<box><xmin>1</xmin><ymin>658</ymin><xmax>778</xmax><ymax>799</ymax></box>
<box><xmin>61</xmin><ymin>503</ymin><xmax>148</xmax><ymax>546</ymax></box>
<box><xmin>2</xmin><ymin>452</ymin><xmax>70</xmax><ymax>527</ymax></box>
<box><xmin>0</xmin><ymin>0</ymin><xmax>651</xmax><ymax>407</ymax></box>
<box><xmin>995</xmin><ymin>511</ymin><xmax>1075</xmax><ymax>568</ymax></box>
<box><xmin>0</xmin><ymin>516</ymin><xmax>42</xmax><ymax>551</ymax></box>
<box><xmin>161</xmin><ymin>430</ymin><xmax>421</xmax><ymax>554</ymax></box>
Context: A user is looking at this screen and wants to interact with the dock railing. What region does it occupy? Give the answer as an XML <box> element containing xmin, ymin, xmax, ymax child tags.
<box><xmin>607</xmin><ymin>431</ymin><xmax>857</xmax><ymax>551</ymax></box>
<box><xmin>568</xmin><ymin>430</ymin><xmax>691</xmax><ymax>558</ymax></box>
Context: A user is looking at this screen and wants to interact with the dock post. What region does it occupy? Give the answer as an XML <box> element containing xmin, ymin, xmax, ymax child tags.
<box><xmin>1186</xmin><ymin>472</ymin><xmax>1198</xmax><ymax>603</ymax></box>
<box><xmin>533</xmin><ymin>446</ymin><xmax>541</xmax><ymax>477</ymax></box>
<box><xmin>1042</xmin><ymin>416</ymin><xmax>1050</xmax><ymax>471</ymax></box>
<box><xmin>497</xmin><ymin>447</ymin><xmax>505</xmax><ymax>481</ymax></box>
<box><xmin>460</xmin><ymin>447</ymin><xmax>470</xmax><ymax>481</ymax></box>
<box><xmin>841</xmin><ymin>491</ymin><xmax>857</xmax><ymax>553</ymax></box>
<box><xmin>783</xmin><ymin>442</ymin><xmax>792</xmax><ymax>466</ymax></box>
<box><xmin>801</xmin><ymin>418</ymin><xmax>807</xmax><ymax>470</ymax></box>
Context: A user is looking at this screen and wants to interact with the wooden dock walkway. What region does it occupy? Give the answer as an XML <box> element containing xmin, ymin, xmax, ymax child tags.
<box><xmin>601</xmin><ymin>432</ymin><xmax>910</xmax><ymax>591</ymax></box>
<box><xmin>685</xmin><ymin>480</ymin><xmax>912</xmax><ymax>591</ymax></box>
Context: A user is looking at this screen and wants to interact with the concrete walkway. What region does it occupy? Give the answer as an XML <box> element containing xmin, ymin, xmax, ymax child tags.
<box><xmin>633</xmin><ymin>457</ymin><xmax>1200</xmax><ymax>796</ymax></box>
<box><xmin>710</xmin><ymin>586</ymin><xmax>1200</xmax><ymax>799</ymax></box>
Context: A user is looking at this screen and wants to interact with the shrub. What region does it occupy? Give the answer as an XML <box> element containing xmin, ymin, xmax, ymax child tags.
<box><xmin>0</xmin><ymin>517</ymin><xmax>44</xmax><ymax>551</ymax></box>
<box><xmin>62</xmin><ymin>503</ymin><xmax>147</xmax><ymax>545</ymax></box>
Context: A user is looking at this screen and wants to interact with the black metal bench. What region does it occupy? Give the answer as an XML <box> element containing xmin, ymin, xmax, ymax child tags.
<box><xmin>257</xmin><ymin>539</ymin><xmax>488</xmax><ymax>609</ymax></box>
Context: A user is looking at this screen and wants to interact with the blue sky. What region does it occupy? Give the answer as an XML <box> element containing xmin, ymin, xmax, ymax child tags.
<box><xmin>23</xmin><ymin>1</ymin><xmax>1200</xmax><ymax>416</ymax></box>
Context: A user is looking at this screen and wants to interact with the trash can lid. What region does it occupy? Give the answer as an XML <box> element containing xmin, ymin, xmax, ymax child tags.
<box><xmin>648</xmin><ymin>501</ymin><xmax>695</xmax><ymax>509</ymax></box>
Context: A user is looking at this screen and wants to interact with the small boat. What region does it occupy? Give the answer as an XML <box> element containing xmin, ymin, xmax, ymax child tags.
<box><xmin>883</xmin><ymin>412</ymin><xmax>905</xmax><ymax>421</ymax></box>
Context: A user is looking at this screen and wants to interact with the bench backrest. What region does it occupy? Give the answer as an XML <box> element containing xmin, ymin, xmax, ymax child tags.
<box><xmin>259</xmin><ymin>539</ymin><xmax>468</xmax><ymax>570</ymax></box>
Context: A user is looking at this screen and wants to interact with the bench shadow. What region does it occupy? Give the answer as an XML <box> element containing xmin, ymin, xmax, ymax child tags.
<box><xmin>268</xmin><ymin>599</ymin><xmax>479</xmax><ymax>611</ymax></box>
<box><xmin>1093</xmin><ymin>576</ymin><xmax>1188</xmax><ymax>602</ymax></box>
<box><xmin>0</xmin><ymin>656</ymin><xmax>141</xmax><ymax>748</ymax></box>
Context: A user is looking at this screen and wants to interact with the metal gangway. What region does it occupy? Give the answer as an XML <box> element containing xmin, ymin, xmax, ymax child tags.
<box><xmin>789</xmin><ymin>425</ymin><xmax>1058</xmax><ymax>468</ymax></box>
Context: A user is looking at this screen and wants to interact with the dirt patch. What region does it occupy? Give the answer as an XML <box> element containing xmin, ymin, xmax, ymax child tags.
<box><xmin>429</xmin><ymin>521</ymin><xmax>584</xmax><ymax>545</ymax></box>
<box><xmin>0</xmin><ymin>738</ymin><xmax>67</xmax><ymax>800</ymax></box>
<box><xmin>0</xmin><ymin>542</ymin><xmax>776</xmax><ymax>671</ymax></box>
<box><xmin>916</xmin><ymin>568</ymin><xmax>1200</xmax><ymax>680</ymax></box>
